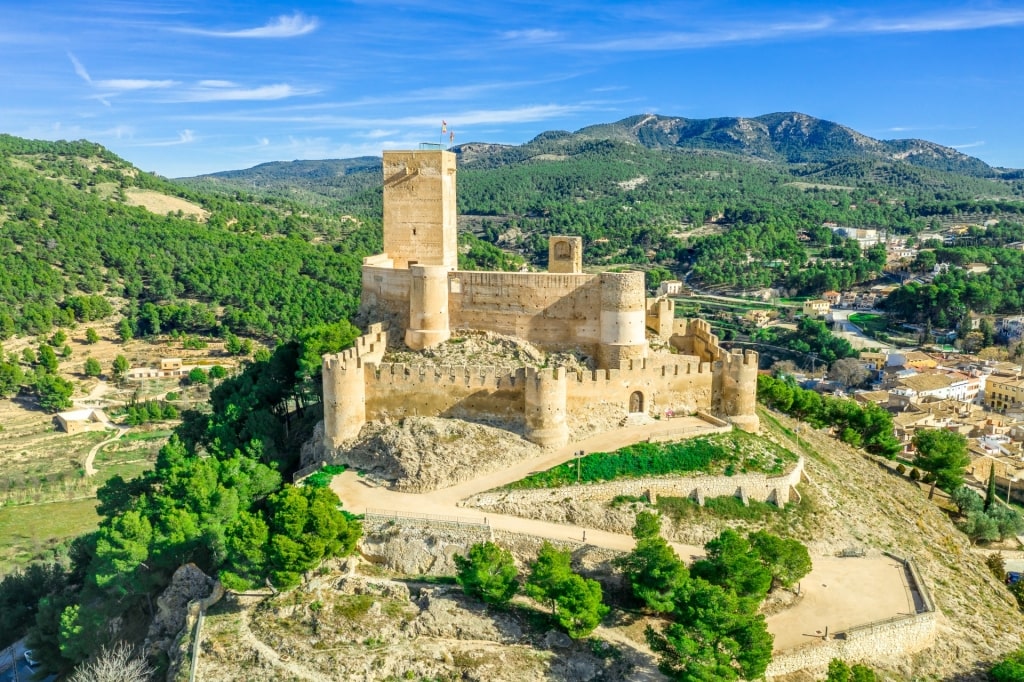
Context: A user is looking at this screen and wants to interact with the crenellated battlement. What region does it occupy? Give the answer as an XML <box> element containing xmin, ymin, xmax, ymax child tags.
<box><xmin>320</xmin><ymin>147</ymin><xmax>760</xmax><ymax>454</ymax></box>
<box><xmin>370</xmin><ymin>362</ymin><xmax>527</xmax><ymax>390</ymax></box>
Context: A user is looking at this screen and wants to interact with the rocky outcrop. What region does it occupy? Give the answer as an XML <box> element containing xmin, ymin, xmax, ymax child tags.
<box><xmin>143</xmin><ymin>563</ymin><xmax>217</xmax><ymax>680</ymax></box>
<box><xmin>327</xmin><ymin>416</ymin><xmax>544</xmax><ymax>492</ymax></box>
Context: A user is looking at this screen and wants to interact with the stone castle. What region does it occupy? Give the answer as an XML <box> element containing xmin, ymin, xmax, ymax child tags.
<box><xmin>322</xmin><ymin>148</ymin><xmax>758</xmax><ymax>450</ymax></box>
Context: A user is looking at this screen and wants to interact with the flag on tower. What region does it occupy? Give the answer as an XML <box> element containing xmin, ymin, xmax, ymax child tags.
<box><xmin>449</xmin><ymin>131</ymin><xmax>455</xmax><ymax>144</ymax></box>
<box><xmin>441</xmin><ymin>120</ymin><xmax>447</xmax><ymax>133</ymax></box>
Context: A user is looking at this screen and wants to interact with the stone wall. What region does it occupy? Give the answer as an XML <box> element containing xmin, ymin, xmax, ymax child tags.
<box><xmin>766</xmin><ymin>612</ymin><xmax>936</xmax><ymax>678</ymax></box>
<box><xmin>766</xmin><ymin>554</ymin><xmax>937</xmax><ymax>678</ymax></box>
<box><xmin>464</xmin><ymin>455</ymin><xmax>803</xmax><ymax>510</ymax></box>
<box><xmin>449</xmin><ymin>271</ymin><xmax>603</xmax><ymax>351</ymax></box>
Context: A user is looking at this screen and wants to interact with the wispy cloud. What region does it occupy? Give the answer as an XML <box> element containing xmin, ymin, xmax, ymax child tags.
<box><xmin>171</xmin><ymin>83</ymin><xmax>319</xmax><ymax>103</ymax></box>
<box><xmin>951</xmin><ymin>141</ymin><xmax>986</xmax><ymax>150</ymax></box>
<box><xmin>178</xmin><ymin>103</ymin><xmax>590</xmax><ymax>128</ymax></box>
<box><xmin>68</xmin><ymin>52</ymin><xmax>177</xmax><ymax>107</ymax></box>
<box><xmin>574</xmin><ymin>7</ymin><xmax>1024</xmax><ymax>52</ymax></box>
<box><xmin>174</xmin><ymin>12</ymin><xmax>319</xmax><ymax>38</ymax></box>
<box><xmin>858</xmin><ymin>9</ymin><xmax>1024</xmax><ymax>34</ymax></box>
<box><xmin>500</xmin><ymin>28</ymin><xmax>562</xmax><ymax>43</ymax></box>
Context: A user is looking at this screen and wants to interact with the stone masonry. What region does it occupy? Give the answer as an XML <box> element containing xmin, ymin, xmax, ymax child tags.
<box><xmin>322</xmin><ymin>148</ymin><xmax>759</xmax><ymax>451</ymax></box>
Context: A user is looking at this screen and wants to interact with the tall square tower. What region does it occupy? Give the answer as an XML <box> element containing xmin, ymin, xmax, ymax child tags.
<box><xmin>382</xmin><ymin>149</ymin><xmax>458</xmax><ymax>269</ymax></box>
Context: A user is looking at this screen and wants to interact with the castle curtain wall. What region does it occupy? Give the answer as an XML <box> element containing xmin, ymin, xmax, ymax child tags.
<box><xmin>448</xmin><ymin>271</ymin><xmax>602</xmax><ymax>351</ymax></box>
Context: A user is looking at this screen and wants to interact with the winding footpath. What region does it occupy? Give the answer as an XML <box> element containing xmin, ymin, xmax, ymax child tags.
<box><xmin>331</xmin><ymin>416</ymin><xmax>719</xmax><ymax>560</ymax></box>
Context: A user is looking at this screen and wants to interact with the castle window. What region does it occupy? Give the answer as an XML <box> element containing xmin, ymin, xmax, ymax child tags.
<box><xmin>629</xmin><ymin>391</ymin><xmax>644</xmax><ymax>413</ymax></box>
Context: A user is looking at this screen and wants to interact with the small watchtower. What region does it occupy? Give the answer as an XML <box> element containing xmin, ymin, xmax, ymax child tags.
<box><xmin>548</xmin><ymin>235</ymin><xmax>583</xmax><ymax>274</ymax></box>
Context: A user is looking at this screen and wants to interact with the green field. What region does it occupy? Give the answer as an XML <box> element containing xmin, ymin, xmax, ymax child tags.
<box><xmin>848</xmin><ymin>313</ymin><xmax>889</xmax><ymax>335</ymax></box>
<box><xmin>0</xmin><ymin>498</ymin><xmax>101</xmax><ymax>572</ymax></box>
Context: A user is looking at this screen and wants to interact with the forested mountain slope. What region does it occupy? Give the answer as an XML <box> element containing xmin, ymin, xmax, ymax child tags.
<box><xmin>0</xmin><ymin>135</ymin><xmax>379</xmax><ymax>340</ymax></box>
<box><xmin>180</xmin><ymin>113</ymin><xmax>1024</xmax><ymax>297</ymax></box>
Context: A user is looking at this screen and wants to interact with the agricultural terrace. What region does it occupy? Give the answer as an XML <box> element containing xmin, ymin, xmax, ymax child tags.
<box><xmin>503</xmin><ymin>431</ymin><xmax>797</xmax><ymax>490</ymax></box>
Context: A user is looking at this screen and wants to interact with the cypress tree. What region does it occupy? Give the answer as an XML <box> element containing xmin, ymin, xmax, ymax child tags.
<box><xmin>985</xmin><ymin>462</ymin><xmax>997</xmax><ymax>512</ymax></box>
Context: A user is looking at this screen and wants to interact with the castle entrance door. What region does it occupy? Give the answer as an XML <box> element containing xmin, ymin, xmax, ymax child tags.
<box><xmin>629</xmin><ymin>391</ymin><xmax>644</xmax><ymax>413</ymax></box>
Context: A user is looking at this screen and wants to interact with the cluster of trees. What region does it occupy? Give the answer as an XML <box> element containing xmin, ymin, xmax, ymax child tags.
<box><xmin>624</xmin><ymin>514</ymin><xmax>810</xmax><ymax>681</ymax></box>
<box><xmin>990</xmin><ymin>646</ymin><xmax>1024</xmax><ymax>682</ymax></box>
<box><xmin>950</xmin><ymin>483</ymin><xmax>1024</xmax><ymax>545</ymax></box>
<box><xmin>757</xmin><ymin>375</ymin><xmax>901</xmax><ymax>457</ymax></box>
<box><xmin>120</xmin><ymin>400</ymin><xmax>179</xmax><ymax>425</ymax></box>
<box><xmin>0</xmin><ymin>339</ymin><xmax>75</xmax><ymax>411</ymax></box>
<box><xmin>883</xmin><ymin>232</ymin><xmax>1024</xmax><ymax>328</ymax></box>
<box><xmin>454</xmin><ymin>513</ymin><xmax>812</xmax><ymax>681</ymax></box>
<box><xmin>20</xmin><ymin>339</ymin><xmax>360</xmax><ymax>677</ymax></box>
<box><xmin>754</xmin><ymin>317</ymin><xmax>858</xmax><ymax>365</ymax></box>
<box><xmin>0</xmin><ymin>135</ymin><xmax>379</xmax><ymax>339</ymax></box>
<box><xmin>454</xmin><ymin>541</ymin><xmax>608</xmax><ymax>639</ymax></box>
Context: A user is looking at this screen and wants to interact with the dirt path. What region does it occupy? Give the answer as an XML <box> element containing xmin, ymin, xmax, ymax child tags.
<box><xmin>225</xmin><ymin>595</ymin><xmax>333</xmax><ymax>682</ymax></box>
<box><xmin>333</xmin><ymin>417</ymin><xmax>719</xmax><ymax>559</ymax></box>
<box><xmin>84</xmin><ymin>425</ymin><xmax>129</xmax><ymax>476</ymax></box>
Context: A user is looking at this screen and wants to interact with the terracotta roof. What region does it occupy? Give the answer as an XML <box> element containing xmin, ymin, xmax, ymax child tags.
<box><xmin>898</xmin><ymin>373</ymin><xmax>955</xmax><ymax>393</ymax></box>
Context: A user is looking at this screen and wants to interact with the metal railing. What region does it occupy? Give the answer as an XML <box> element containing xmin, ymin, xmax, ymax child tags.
<box><xmin>365</xmin><ymin>508</ymin><xmax>489</xmax><ymax>529</ymax></box>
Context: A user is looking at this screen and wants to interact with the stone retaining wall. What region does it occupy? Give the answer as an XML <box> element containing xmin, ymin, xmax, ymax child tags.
<box><xmin>464</xmin><ymin>456</ymin><xmax>804</xmax><ymax>510</ymax></box>
<box><xmin>766</xmin><ymin>611</ymin><xmax>936</xmax><ymax>678</ymax></box>
<box><xmin>766</xmin><ymin>553</ymin><xmax>937</xmax><ymax>678</ymax></box>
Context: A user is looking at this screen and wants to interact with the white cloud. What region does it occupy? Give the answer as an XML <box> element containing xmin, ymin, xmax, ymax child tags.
<box><xmin>198</xmin><ymin>80</ymin><xmax>237</xmax><ymax>88</ymax></box>
<box><xmin>950</xmin><ymin>141</ymin><xmax>986</xmax><ymax>150</ymax></box>
<box><xmin>857</xmin><ymin>9</ymin><xmax>1024</xmax><ymax>34</ymax></box>
<box><xmin>172</xmin><ymin>83</ymin><xmax>319</xmax><ymax>103</ymax></box>
<box><xmin>68</xmin><ymin>52</ymin><xmax>92</xmax><ymax>83</ymax></box>
<box><xmin>365</xmin><ymin>129</ymin><xmax>399</xmax><ymax>139</ymax></box>
<box><xmin>97</xmin><ymin>79</ymin><xmax>178</xmax><ymax>91</ymax></box>
<box><xmin>175</xmin><ymin>12</ymin><xmax>319</xmax><ymax>38</ymax></box>
<box><xmin>572</xmin><ymin>7</ymin><xmax>1024</xmax><ymax>52</ymax></box>
<box><xmin>500</xmin><ymin>29</ymin><xmax>561</xmax><ymax>43</ymax></box>
<box><xmin>135</xmin><ymin>129</ymin><xmax>197</xmax><ymax>147</ymax></box>
<box><xmin>178</xmin><ymin>103</ymin><xmax>589</xmax><ymax>128</ymax></box>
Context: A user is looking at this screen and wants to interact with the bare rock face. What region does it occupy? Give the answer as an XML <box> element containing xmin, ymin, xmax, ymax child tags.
<box><xmin>334</xmin><ymin>417</ymin><xmax>543</xmax><ymax>492</ymax></box>
<box><xmin>144</xmin><ymin>563</ymin><xmax>215</xmax><ymax>658</ymax></box>
<box><xmin>361</xmin><ymin>523</ymin><xmax>491</xmax><ymax>575</ymax></box>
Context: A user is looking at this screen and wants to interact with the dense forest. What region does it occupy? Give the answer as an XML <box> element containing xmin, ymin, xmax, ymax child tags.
<box><xmin>0</xmin><ymin>135</ymin><xmax>378</xmax><ymax>340</ymax></box>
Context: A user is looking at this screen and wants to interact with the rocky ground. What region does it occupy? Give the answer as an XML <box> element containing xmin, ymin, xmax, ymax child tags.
<box><xmin>210</xmin><ymin>407</ymin><xmax>1024</xmax><ymax>682</ymax></box>
<box><xmin>196</xmin><ymin>565</ymin><xmax>645</xmax><ymax>682</ymax></box>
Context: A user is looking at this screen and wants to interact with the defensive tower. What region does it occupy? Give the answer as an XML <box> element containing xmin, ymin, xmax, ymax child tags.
<box><xmin>382</xmin><ymin>149</ymin><xmax>458</xmax><ymax>269</ymax></box>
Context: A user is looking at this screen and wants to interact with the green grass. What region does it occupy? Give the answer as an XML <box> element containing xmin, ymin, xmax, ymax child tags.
<box><xmin>657</xmin><ymin>494</ymin><xmax>780</xmax><ymax>523</ymax></box>
<box><xmin>504</xmin><ymin>431</ymin><xmax>796</xmax><ymax>489</ymax></box>
<box><xmin>0</xmin><ymin>497</ymin><xmax>101</xmax><ymax>573</ymax></box>
<box><xmin>304</xmin><ymin>464</ymin><xmax>348</xmax><ymax>488</ymax></box>
<box><xmin>848</xmin><ymin>313</ymin><xmax>889</xmax><ymax>334</ymax></box>
<box><xmin>118</xmin><ymin>429</ymin><xmax>174</xmax><ymax>442</ymax></box>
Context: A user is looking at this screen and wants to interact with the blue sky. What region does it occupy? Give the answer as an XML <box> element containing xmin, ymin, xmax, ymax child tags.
<box><xmin>3</xmin><ymin>1</ymin><xmax>1024</xmax><ymax>177</ymax></box>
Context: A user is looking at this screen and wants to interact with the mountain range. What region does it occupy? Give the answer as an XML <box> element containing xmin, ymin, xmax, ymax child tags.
<box><xmin>184</xmin><ymin>112</ymin><xmax>1016</xmax><ymax>188</ymax></box>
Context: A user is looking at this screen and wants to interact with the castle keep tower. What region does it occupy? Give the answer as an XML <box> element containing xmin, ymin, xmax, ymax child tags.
<box><xmin>382</xmin><ymin>150</ymin><xmax>458</xmax><ymax>269</ymax></box>
<box><xmin>524</xmin><ymin>367</ymin><xmax>570</xmax><ymax>448</ymax></box>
